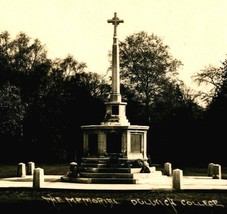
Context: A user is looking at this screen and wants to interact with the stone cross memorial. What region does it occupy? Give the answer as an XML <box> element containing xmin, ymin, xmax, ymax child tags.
<box><xmin>62</xmin><ymin>13</ymin><xmax>151</xmax><ymax>184</ymax></box>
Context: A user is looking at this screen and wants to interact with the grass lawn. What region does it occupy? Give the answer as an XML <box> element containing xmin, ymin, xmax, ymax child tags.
<box><xmin>1</xmin><ymin>163</ymin><xmax>227</xmax><ymax>213</ymax></box>
<box><xmin>2</xmin><ymin>162</ymin><xmax>227</xmax><ymax>178</ymax></box>
<box><xmin>0</xmin><ymin>163</ymin><xmax>69</xmax><ymax>178</ymax></box>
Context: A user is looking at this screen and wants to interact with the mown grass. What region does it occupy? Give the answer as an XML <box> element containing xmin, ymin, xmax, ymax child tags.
<box><xmin>0</xmin><ymin>163</ymin><xmax>69</xmax><ymax>178</ymax></box>
<box><xmin>1</xmin><ymin>163</ymin><xmax>227</xmax><ymax>178</ymax></box>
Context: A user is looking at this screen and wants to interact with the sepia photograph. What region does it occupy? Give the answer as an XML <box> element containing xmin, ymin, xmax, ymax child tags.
<box><xmin>0</xmin><ymin>0</ymin><xmax>227</xmax><ymax>213</ymax></box>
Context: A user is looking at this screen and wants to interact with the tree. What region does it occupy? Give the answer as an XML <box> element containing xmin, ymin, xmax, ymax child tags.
<box><xmin>117</xmin><ymin>31</ymin><xmax>208</xmax><ymax>165</ymax></box>
<box><xmin>38</xmin><ymin>55</ymin><xmax>109</xmax><ymax>161</ymax></box>
<box><xmin>191</xmin><ymin>58</ymin><xmax>227</xmax><ymax>164</ymax></box>
<box><xmin>0</xmin><ymin>83</ymin><xmax>25</xmax><ymax>137</ymax></box>
<box><xmin>0</xmin><ymin>83</ymin><xmax>26</xmax><ymax>162</ymax></box>
<box><xmin>23</xmin><ymin>55</ymin><xmax>90</xmax><ymax>161</ymax></box>
<box><xmin>0</xmin><ymin>31</ymin><xmax>51</xmax><ymax>103</ymax></box>
<box><xmin>191</xmin><ymin>65</ymin><xmax>224</xmax><ymax>107</ymax></box>
<box><xmin>119</xmin><ymin>31</ymin><xmax>183</xmax><ymax>122</ymax></box>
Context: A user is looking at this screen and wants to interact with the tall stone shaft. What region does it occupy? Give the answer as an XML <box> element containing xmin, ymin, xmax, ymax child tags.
<box><xmin>102</xmin><ymin>12</ymin><xmax>129</xmax><ymax>125</ymax></box>
<box><xmin>107</xmin><ymin>12</ymin><xmax>124</xmax><ymax>102</ymax></box>
<box><xmin>111</xmin><ymin>35</ymin><xmax>121</xmax><ymax>102</ymax></box>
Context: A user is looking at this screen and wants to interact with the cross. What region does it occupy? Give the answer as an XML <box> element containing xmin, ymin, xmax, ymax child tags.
<box><xmin>107</xmin><ymin>12</ymin><xmax>124</xmax><ymax>36</ymax></box>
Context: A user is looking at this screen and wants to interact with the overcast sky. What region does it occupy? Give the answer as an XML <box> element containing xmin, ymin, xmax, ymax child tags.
<box><xmin>0</xmin><ymin>0</ymin><xmax>227</xmax><ymax>88</ymax></box>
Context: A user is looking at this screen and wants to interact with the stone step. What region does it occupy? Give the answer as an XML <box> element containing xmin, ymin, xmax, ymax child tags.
<box><xmin>80</xmin><ymin>162</ymin><xmax>153</xmax><ymax>168</ymax></box>
<box><xmin>79</xmin><ymin>166</ymin><xmax>156</xmax><ymax>173</ymax></box>
<box><xmin>80</xmin><ymin>163</ymin><xmax>108</xmax><ymax>168</ymax></box>
<box><xmin>77</xmin><ymin>177</ymin><xmax>136</xmax><ymax>184</ymax></box>
<box><xmin>79</xmin><ymin>172</ymin><xmax>133</xmax><ymax>178</ymax></box>
<box><xmin>80</xmin><ymin>157</ymin><xmax>148</xmax><ymax>167</ymax></box>
<box><xmin>61</xmin><ymin>176</ymin><xmax>136</xmax><ymax>184</ymax></box>
<box><xmin>80</xmin><ymin>163</ymin><xmax>127</xmax><ymax>168</ymax></box>
<box><xmin>81</xmin><ymin>157</ymin><xmax>109</xmax><ymax>164</ymax></box>
<box><xmin>79</xmin><ymin>167</ymin><xmax>131</xmax><ymax>173</ymax></box>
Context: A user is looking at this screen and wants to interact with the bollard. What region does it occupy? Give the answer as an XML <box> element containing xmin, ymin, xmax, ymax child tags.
<box><xmin>213</xmin><ymin>164</ymin><xmax>221</xmax><ymax>179</ymax></box>
<box><xmin>163</xmin><ymin>162</ymin><xmax>172</xmax><ymax>176</ymax></box>
<box><xmin>17</xmin><ymin>162</ymin><xmax>26</xmax><ymax>177</ymax></box>
<box><xmin>172</xmin><ymin>169</ymin><xmax>183</xmax><ymax>190</ymax></box>
<box><xmin>27</xmin><ymin>161</ymin><xmax>35</xmax><ymax>175</ymax></box>
<box><xmin>207</xmin><ymin>163</ymin><xmax>214</xmax><ymax>176</ymax></box>
<box><xmin>33</xmin><ymin>167</ymin><xmax>44</xmax><ymax>189</ymax></box>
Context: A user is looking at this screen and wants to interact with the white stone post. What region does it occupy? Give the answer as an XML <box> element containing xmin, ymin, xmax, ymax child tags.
<box><xmin>27</xmin><ymin>161</ymin><xmax>35</xmax><ymax>175</ymax></box>
<box><xmin>172</xmin><ymin>169</ymin><xmax>183</xmax><ymax>190</ymax></box>
<box><xmin>207</xmin><ymin>163</ymin><xmax>214</xmax><ymax>176</ymax></box>
<box><xmin>17</xmin><ymin>162</ymin><xmax>26</xmax><ymax>177</ymax></box>
<box><xmin>33</xmin><ymin>167</ymin><xmax>44</xmax><ymax>189</ymax></box>
<box><xmin>163</xmin><ymin>162</ymin><xmax>172</xmax><ymax>176</ymax></box>
<box><xmin>213</xmin><ymin>164</ymin><xmax>221</xmax><ymax>179</ymax></box>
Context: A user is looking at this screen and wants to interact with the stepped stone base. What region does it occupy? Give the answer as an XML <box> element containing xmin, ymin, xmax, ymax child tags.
<box><xmin>61</xmin><ymin>157</ymin><xmax>165</xmax><ymax>184</ymax></box>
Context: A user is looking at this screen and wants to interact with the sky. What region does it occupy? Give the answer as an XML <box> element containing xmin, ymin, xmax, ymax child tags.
<box><xmin>0</xmin><ymin>0</ymin><xmax>227</xmax><ymax>88</ymax></box>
